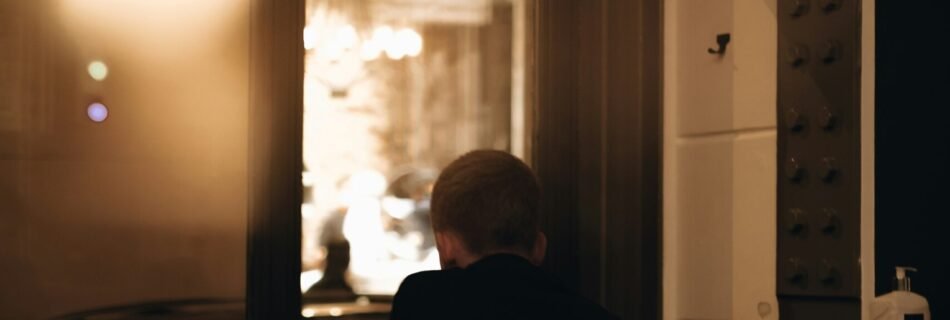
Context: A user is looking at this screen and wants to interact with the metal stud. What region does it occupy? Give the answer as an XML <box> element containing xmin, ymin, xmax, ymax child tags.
<box><xmin>819</xmin><ymin>106</ymin><xmax>837</xmax><ymax>130</ymax></box>
<box><xmin>785</xmin><ymin>107</ymin><xmax>805</xmax><ymax>131</ymax></box>
<box><xmin>818</xmin><ymin>260</ymin><xmax>840</xmax><ymax>288</ymax></box>
<box><xmin>786</xmin><ymin>208</ymin><xmax>808</xmax><ymax>235</ymax></box>
<box><xmin>820</xmin><ymin>0</ymin><xmax>842</xmax><ymax>12</ymax></box>
<box><xmin>820</xmin><ymin>208</ymin><xmax>841</xmax><ymax>236</ymax></box>
<box><xmin>786</xmin><ymin>258</ymin><xmax>809</xmax><ymax>287</ymax></box>
<box><xmin>819</xmin><ymin>157</ymin><xmax>838</xmax><ymax>182</ymax></box>
<box><xmin>787</xmin><ymin>45</ymin><xmax>809</xmax><ymax>68</ymax></box>
<box><xmin>790</xmin><ymin>0</ymin><xmax>810</xmax><ymax>17</ymax></box>
<box><xmin>786</xmin><ymin>157</ymin><xmax>805</xmax><ymax>182</ymax></box>
<box><xmin>820</xmin><ymin>40</ymin><xmax>841</xmax><ymax>64</ymax></box>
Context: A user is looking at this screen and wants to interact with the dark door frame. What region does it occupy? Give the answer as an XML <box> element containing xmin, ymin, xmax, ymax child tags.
<box><xmin>246</xmin><ymin>0</ymin><xmax>305</xmax><ymax>319</ymax></box>
<box><xmin>245</xmin><ymin>0</ymin><xmax>663</xmax><ymax>318</ymax></box>
<box><xmin>533</xmin><ymin>1</ymin><xmax>662</xmax><ymax>319</ymax></box>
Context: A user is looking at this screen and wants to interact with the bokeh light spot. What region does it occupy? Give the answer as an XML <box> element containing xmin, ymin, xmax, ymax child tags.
<box><xmin>87</xmin><ymin>102</ymin><xmax>108</xmax><ymax>122</ymax></box>
<box><xmin>87</xmin><ymin>60</ymin><xmax>109</xmax><ymax>81</ymax></box>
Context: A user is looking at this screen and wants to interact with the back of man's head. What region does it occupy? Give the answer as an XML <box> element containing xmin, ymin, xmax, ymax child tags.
<box><xmin>430</xmin><ymin>150</ymin><xmax>541</xmax><ymax>255</ymax></box>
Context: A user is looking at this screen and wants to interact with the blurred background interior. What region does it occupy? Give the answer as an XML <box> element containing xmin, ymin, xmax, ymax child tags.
<box><xmin>298</xmin><ymin>0</ymin><xmax>524</xmax><ymax>300</ymax></box>
<box><xmin>1</xmin><ymin>0</ymin><xmax>947</xmax><ymax>319</ymax></box>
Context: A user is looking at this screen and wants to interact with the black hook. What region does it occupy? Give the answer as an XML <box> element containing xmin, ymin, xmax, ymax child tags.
<box><xmin>707</xmin><ymin>33</ymin><xmax>731</xmax><ymax>56</ymax></box>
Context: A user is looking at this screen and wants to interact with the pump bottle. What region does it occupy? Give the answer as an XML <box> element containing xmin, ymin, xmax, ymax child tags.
<box><xmin>870</xmin><ymin>266</ymin><xmax>930</xmax><ymax>320</ymax></box>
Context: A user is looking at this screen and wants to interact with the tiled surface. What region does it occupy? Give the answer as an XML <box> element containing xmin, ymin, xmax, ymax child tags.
<box><xmin>732</xmin><ymin>132</ymin><xmax>778</xmax><ymax>320</ymax></box>
<box><xmin>676</xmin><ymin>0</ymin><xmax>735</xmax><ymax>136</ymax></box>
<box><xmin>667</xmin><ymin>0</ymin><xmax>779</xmax><ymax>318</ymax></box>
<box><xmin>732</xmin><ymin>0</ymin><xmax>777</xmax><ymax>130</ymax></box>
<box><xmin>676</xmin><ymin>0</ymin><xmax>777</xmax><ymax>136</ymax></box>
<box><xmin>672</xmin><ymin>131</ymin><xmax>778</xmax><ymax>320</ymax></box>
<box><xmin>675</xmin><ymin>136</ymin><xmax>734</xmax><ymax>319</ymax></box>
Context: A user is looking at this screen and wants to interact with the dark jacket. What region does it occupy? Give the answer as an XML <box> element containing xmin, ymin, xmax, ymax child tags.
<box><xmin>390</xmin><ymin>254</ymin><xmax>618</xmax><ymax>320</ymax></box>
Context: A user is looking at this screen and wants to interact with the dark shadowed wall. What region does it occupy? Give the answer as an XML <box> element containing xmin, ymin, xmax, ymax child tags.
<box><xmin>876</xmin><ymin>0</ymin><xmax>950</xmax><ymax>317</ymax></box>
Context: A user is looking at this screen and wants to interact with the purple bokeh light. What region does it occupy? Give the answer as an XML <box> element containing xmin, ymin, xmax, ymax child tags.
<box><xmin>87</xmin><ymin>102</ymin><xmax>108</xmax><ymax>122</ymax></box>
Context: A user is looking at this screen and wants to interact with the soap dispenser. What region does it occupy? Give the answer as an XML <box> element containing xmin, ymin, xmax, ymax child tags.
<box><xmin>871</xmin><ymin>267</ymin><xmax>931</xmax><ymax>320</ymax></box>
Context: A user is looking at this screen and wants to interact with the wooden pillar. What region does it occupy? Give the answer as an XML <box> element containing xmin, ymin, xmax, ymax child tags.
<box><xmin>532</xmin><ymin>0</ymin><xmax>662</xmax><ymax>319</ymax></box>
<box><xmin>247</xmin><ymin>0</ymin><xmax>305</xmax><ymax>318</ymax></box>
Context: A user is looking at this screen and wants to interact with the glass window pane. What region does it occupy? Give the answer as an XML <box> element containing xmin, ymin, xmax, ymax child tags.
<box><xmin>301</xmin><ymin>0</ymin><xmax>528</xmax><ymax>315</ymax></box>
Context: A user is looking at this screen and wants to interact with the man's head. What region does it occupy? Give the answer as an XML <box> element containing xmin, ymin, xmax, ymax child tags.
<box><xmin>430</xmin><ymin>150</ymin><xmax>546</xmax><ymax>269</ymax></box>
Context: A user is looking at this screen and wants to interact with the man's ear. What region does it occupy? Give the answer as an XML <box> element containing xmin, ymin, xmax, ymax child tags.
<box><xmin>435</xmin><ymin>231</ymin><xmax>460</xmax><ymax>269</ymax></box>
<box><xmin>530</xmin><ymin>232</ymin><xmax>547</xmax><ymax>266</ymax></box>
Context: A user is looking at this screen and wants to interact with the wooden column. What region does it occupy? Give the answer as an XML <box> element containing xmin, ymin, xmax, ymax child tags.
<box><xmin>247</xmin><ymin>0</ymin><xmax>305</xmax><ymax>318</ymax></box>
<box><xmin>533</xmin><ymin>0</ymin><xmax>662</xmax><ymax>319</ymax></box>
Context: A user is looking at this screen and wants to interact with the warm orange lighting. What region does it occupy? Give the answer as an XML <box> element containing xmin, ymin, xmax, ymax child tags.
<box><xmin>336</xmin><ymin>24</ymin><xmax>359</xmax><ymax>51</ymax></box>
<box><xmin>304</xmin><ymin>26</ymin><xmax>317</xmax><ymax>50</ymax></box>
<box><xmin>371</xmin><ymin>26</ymin><xmax>395</xmax><ymax>55</ymax></box>
<box><xmin>360</xmin><ymin>40</ymin><xmax>382</xmax><ymax>61</ymax></box>
<box><xmin>398</xmin><ymin>29</ymin><xmax>423</xmax><ymax>57</ymax></box>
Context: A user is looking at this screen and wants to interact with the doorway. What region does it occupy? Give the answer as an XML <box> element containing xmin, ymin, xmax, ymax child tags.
<box><xmin>298</xmin><ymin>0</ymin><xmax>530</xmax><ymax>315</ymax></box>
<box><xmin>247</xmin><ymin>1</ymin><xmax>663</xmax><ymax>318</ymax></box>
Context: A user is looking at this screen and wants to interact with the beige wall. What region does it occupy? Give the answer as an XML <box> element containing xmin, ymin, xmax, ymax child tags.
<box><xmin>0</xmin><ymin>1</ymin><xmax>249</xmax><ymax>319</ymax></box>
<box><xmin>664</xmin><ymin>0</ymin><xmax>778</xmax><ymax>319</ymax></box>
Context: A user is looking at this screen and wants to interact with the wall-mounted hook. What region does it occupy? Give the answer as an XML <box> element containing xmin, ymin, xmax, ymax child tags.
<box><xmin>707</xmin><ymin>33</ymin><xmax>731</xmax><ymax>56</ymax></box>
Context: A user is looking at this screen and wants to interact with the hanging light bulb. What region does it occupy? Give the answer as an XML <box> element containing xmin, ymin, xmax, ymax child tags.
<box><xmin>371</xmin><ymin>26</ymin><xmax>394</xmax><ymax>47</ymax></box>
<box><xmin>398</xmin><ymin>28</ymin><xmax>423</xmax><ymax>57</ymax></box>
<box><xmin>323</xmin><ymin>43</ymin><xmax>346</xmax><ymax>62</ymax></box>
<box><xmin>336</xmin><ymin>24</ymin><xmax>358</xmax><ymax>51</ymax></box>
<box><xmin>303</xmin><ymin>26</ymin><xmax>317</xmax><ymax>50</ymax></box>
<box><xmin>370</xmin><ymin>26</ymin><xmax>404</xmax><ymax>60</ymax></box>
<box><xmin>385</xmin><ymin>43</ymin><xmax>406</xmax><ymax>60</ymax></box>
<box><xmin>360</xmin><ymin>39</ymin><xmax>382</xmax><ymax>61</ymax></box>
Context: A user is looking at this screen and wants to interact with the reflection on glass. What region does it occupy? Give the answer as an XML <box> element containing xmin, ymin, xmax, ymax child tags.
<box><xmin>301</xmin><ymin>0</ymin><xmax>523</xmax><ymax>303</ymax></box>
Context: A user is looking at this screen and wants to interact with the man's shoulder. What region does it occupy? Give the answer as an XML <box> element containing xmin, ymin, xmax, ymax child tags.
<box><xmin>393</xmin><ymin>269</ymin><xmax>468</xmax><ymax>304</ymax></box>
<box><xmin>567</xmin><ymin>296</ymin><xmax>620</xmax><ymax>320</ymax></box>
<box><xmin>391</xmin><ymin>270</ymin><xmax>465</xmax><ymax>319</ymax></box>
<box><xmin>392</xmin><ymin>268</ymin><xmax>619</xmax><ymax>320</ymax></box>
<box><xmin>398</xmin><ymin>269</ymin><xmax>462</xmax><ymax>290</ymax></box>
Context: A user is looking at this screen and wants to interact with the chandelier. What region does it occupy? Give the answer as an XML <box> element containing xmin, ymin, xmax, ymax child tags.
<box><xmin>303</xmin><ymin>1</ymin><xmax>424</xmax><ymax>97</ymax></box>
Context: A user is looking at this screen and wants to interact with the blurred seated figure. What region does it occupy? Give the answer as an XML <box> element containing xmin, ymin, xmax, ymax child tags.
<box><xmin>306</xmin><ymin>171</ymin><xmax>386</xmax><ymax>301</ymax></box>
<box><xmin>390</xmin><ymin>150</ymin><xmax>618</xmax><ymax>320</ymax></box>
<box><xmin>308</xmin><ymin>243</ymin><xmax>355</xmax><ymax>301</ymax></box>
<box><xmin>305</xmin><ymin>204</ymin><xmax>358</xmax><ymax>302</ymax></box>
